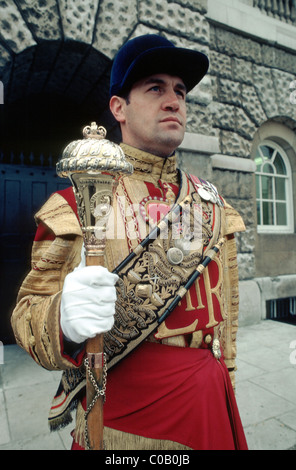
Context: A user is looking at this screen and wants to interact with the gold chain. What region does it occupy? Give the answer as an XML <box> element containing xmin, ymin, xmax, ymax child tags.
<box><xmin>83</xmin><ymin>353</ymin><xmax>107</xmax><ymax>450</ymax></box>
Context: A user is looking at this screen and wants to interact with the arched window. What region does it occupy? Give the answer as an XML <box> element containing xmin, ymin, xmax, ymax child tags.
<box><xmin>255</xmin><ymin>140</ymin><xmax>294</xmax><ymax>233</ymax></box>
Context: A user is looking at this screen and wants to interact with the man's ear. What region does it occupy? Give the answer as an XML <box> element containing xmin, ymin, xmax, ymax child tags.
<box><xmin>109</xmin><ymin>96</ymin><xmax>126</xmax><ymax>123</ymax></box>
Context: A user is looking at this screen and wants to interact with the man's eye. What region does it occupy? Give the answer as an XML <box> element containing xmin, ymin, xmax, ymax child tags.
<box><xmin>150</xmin><ymin>86</ymin><xmax>161</xmax><ymax>92</ymax></box>
<box><xmin>176</xmin><ymin>90</ymin><xmax>185</xmax><ymax>99</ymax></box>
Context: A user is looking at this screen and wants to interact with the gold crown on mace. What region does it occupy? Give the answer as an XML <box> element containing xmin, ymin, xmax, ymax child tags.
<box><xmin>56</xmin><ymin>122</ymin><xmax>133</xmax><ymax>178</ymax></box>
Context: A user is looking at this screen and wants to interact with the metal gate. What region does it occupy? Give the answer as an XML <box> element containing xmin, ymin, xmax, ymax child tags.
<box><xmin>267</xmin><ymin>297</ymin><xmax>296</xmax><ymax>325</ymax></box>
<box><xmin>0</xmin><ymin>161</ymin><xmax>69</xmax><ymax>343</ymax></box>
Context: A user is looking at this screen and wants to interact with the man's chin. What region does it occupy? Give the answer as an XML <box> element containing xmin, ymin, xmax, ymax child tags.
<box><xmin>152</xmin><ymin>139</ymin><xmax>184</xmax><ymax>157</ymax></box>
<box><xmin>161</xmin><ymin>132</ymin><xmax>185</xmax><ymax>151</ymax></box>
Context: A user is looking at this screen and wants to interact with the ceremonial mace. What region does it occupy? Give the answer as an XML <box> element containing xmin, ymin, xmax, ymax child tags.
<box><xmin>56</xmin><ymin>122</ymin><xmax>133</xmax><ymax>450</ymax></box>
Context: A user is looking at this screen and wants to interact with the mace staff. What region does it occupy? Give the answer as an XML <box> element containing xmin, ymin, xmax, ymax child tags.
<box><xmin>56</xmin><ymin>122</ymin><xmax>133</xmax><ymax>450</ymax></box>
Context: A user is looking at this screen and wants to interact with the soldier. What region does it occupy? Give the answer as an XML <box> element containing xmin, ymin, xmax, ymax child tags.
<box><xmin>11</xmin><ymin>34</ymin><xmax>248</xmax><ymax>450</ymax></box>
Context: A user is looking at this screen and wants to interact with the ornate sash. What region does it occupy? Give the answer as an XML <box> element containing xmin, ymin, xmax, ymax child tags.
<box><xmin>105</xmin><ymin>171</ymin><xmax>225</xmax><ymax>368</ymax></box>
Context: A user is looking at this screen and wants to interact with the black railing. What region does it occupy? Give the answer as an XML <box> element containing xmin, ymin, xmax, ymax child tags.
<box><xmin>267</xmin><ymin>297</ymin><xmax>296</xmax><ymax>324</ymax></box>
<box><xmin>0</xmin><ymin>151</ymin><xmax>54</xmax><ymax>167</ymax></box>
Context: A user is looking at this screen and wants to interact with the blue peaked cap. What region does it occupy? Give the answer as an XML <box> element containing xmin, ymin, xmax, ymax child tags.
<box><xmin>110</xmin><ymin>34</ymin><xmax>209</xmax><ymax>97</ymax></box>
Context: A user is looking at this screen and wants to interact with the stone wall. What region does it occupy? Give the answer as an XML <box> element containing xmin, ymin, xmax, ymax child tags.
<box><xmin>207</xmin><ymin>23</ymin><xmax>296</xmax><ymax>282</ymax></box>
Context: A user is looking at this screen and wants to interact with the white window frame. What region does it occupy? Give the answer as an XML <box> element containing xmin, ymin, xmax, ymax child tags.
<box><xmin>255</xmin><ymin>140</ymin><xmax>294</xmax><ymax>234</ymax></box>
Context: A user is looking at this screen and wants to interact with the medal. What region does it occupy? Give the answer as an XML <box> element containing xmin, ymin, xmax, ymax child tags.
<box><xmin>190</xmin><ymin>175</ymin><xmax>224</xmax><ymax>207</ymax></box>
<box><xmin>167</xmin><ymin>247</ymin><xmax>184</xmax><ymax>265</ymax></box>
<box><xmin>198</xmin><ymin>187</ymin><xmax>213</xmax><ymax>202</ymax></box>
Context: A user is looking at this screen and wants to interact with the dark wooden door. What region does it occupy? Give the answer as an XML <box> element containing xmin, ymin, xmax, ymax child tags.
<box><xmin>0</xmin><ymin>162</ymin><xmax>69</xmax><ymax>343</ymax></box>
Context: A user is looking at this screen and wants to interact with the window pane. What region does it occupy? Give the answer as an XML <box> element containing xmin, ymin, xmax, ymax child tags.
<box><xmin>255</xmin><ymin>141</ymin><xmax>292</xmax><ymax>230</ymax></box>
<box><xmin>260</xmin><ymin>145</ymin><xmax>273</xmax><ymax>160</ymax></box>
<box><xmin>275</xmin><ymin>177</ymin><xmax>286</xmax><ymax>201</ymax></box>
<box><xmin>276</xmin><ymin>203</ymin><xmax>287</xmax><ymax>225</ymax></box>
<box><xmin>263</xmin><ymin>201</ymin><xmax>274</xmax><ymax>225</ymax></box>
<box><xmin>274</xmin><ymin>153</ymin><xmax>287</xmax><ymax>175</ymax></box>
<box><xmin>261</xmin><ymin>175</ymin><xmax>273</xmax><ymax>199</ymax></box>
<box><xmin>256</xmin><ymin>175</ymin><xmax>260</xmax><ymax>198</ymax></box>
<box><xmin>262</xmin><ymin>162</ymin><xmax>274</xmax><ymax>174</ymax></box>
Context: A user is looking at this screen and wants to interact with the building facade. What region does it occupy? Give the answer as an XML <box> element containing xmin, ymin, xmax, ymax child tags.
<box><xmin>0</xmin><ymin>0</ymin><xmax>295</xmax><ymax>341</ymax></box>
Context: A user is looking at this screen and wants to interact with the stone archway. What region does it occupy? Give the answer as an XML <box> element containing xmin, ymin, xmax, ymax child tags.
<box><xmin>0</xmin><ymin>39</ymin><xmax>121</xmax><ymax>164</ymax></box>
<box><xmin>0</xmin><ymin>0</ymin><xmax>142</xmax><ymax>158</ymax></box>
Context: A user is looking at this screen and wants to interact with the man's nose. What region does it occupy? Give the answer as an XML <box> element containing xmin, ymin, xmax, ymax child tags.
<box><xmin>162</xmin><ymin>90</ymin><xmax>180</xmax><ymax>111</ymax></box>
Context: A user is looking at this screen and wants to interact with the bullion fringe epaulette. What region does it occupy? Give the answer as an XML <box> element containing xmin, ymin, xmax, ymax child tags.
<box><xmin>35</xmin><ymin>192</ymin><xmax>82</xmax><ymax>237</ymax></box>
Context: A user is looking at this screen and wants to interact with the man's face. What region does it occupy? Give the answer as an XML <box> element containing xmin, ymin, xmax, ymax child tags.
<box><xmin>110</xmin><ymin>73</ymin><xmax>187</xmax><ymax>157</ymax></box>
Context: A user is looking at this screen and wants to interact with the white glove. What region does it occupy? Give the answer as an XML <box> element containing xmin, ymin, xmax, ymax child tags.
<box><xmin>60</xmin><ymin>263</ymin><xmax>119</xmax><ymax>344</ymax></box>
